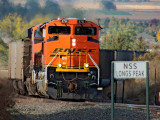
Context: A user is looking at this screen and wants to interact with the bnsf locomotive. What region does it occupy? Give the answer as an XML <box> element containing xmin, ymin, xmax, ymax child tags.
<box><xmin>8</xmin><ymin>18</ymin><xmax>105</xmax><ymax>99</ymax></box>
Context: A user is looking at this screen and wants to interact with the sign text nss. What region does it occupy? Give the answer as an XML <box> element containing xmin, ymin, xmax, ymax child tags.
<box><xmin>114</xmin><ymin>61</ymin><xmax>146</xmax><ymax>79</ymax></box>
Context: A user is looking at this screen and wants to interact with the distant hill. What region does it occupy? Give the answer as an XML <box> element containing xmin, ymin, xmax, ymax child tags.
<box><xmin>7</xmin><ymin>0</ymin><xmax>160</xmax><ymax>20</ymax></box>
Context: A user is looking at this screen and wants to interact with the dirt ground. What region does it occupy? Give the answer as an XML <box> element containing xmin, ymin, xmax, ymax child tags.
<box><xmin>0</xmin><ymin>68</ymin><xmax>159</xmax><ymax>120</ymax></box>
<box><xmin>0</xmin><ymin>70</ymin><xmax>14</xmax><ymax>120</ymax></box>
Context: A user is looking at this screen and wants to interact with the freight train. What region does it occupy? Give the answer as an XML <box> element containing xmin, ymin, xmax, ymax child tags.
<box><xmin>8</xmin><ymin>18</ymin><xmax>146</xmax><ymax>100</ymax></box>
<box><xmin>8</xmin><ymin>18</ymin><xmax>104</xmax><ymax>99</ymax></box>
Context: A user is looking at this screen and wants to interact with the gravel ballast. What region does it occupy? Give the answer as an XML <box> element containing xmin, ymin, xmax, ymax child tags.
<box><xmin>9</xmin><ymin>97</ymin><xmax>160</xmax><ymax>120</ymax></box>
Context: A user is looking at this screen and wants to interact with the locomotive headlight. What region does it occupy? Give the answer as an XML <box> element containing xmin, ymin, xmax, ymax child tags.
<box><xmin>72</xmin><ymin>42</ymin><xmax>76</xmax><ymax>46</ymax></box>
<box><xmin>58</xmin><ymin>63</ymin><xmax>62</xmax><ymax>68</ymax></box>
<box><xmin>84</xmin><ymin>63</ymin><xmax>89</xmax><ymax>68</ymax></box>
<box><xmin>72</xmin><ymin>38</ymin><xmax>76</xmax><ymax>46</ymax></box>
<box><xmin>72</xmin><ymin>39</ymin><xmax>76</xmax><ymax>43</ymax></box>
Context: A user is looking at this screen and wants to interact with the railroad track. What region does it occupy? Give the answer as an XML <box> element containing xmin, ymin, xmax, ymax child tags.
<box><xmin>7</xmin><ymin>95</ymin><xmax>160</xmax><ymax>120</ymax></box>
<box><xmin>86</xmin><ymin>101</ymin><xmax>160</xmax><ymax>112</ymax></box>
<box><xmin>14</xmin><ymin>94</ymin><xmax>160</xmax><ymax>112</ymax></box>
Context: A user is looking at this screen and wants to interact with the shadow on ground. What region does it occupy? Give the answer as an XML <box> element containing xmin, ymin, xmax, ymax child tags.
<box><xmin>0</xmin><ymin>70</ymin><xmax>15</xmax><ymax>120</ymax></box>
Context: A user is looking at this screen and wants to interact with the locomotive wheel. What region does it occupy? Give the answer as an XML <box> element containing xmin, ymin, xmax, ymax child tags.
<box><xmin>25</xmin><ymin>78</ymin><xmax>37</xmax><ymax>95</ymax></box>
<box><xmin>13</xmin><ymin>80</ymin><xmax>19</xmax><ymax>94</ymax></box>
<box><xmin>36</xmin><ymin>80</ymin><xmax>49</xmax><ymax>98</ymax></box>
<box><xmin>37</xmin><ymin>90</ymin><xmax>46</xmax><ymax>97</ymax></box>
<box><xmin>17</xmin><ymin>81</ymin><xmax>26</xmax><ymax>95</ymax></box>
<box><xmin>47</xmin><ymin>86</ymin><xmax>56</xmax><ymax>99</ymax></box>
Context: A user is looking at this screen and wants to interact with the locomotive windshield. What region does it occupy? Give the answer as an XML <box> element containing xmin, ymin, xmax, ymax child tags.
<box><xmin>75</xmin><ymin>27</ymin><xmax>96</xmax><ymax>35</ymax></box>
<box><xmin>48</xmin><ymin>26</ymin><xmax>70</xmax><ymax>34</ymax></box>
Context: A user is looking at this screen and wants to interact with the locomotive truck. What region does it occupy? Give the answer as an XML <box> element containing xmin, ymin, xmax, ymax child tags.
<box><xmin>8</xmin><ymin>18</ymin><xmax>105</xmax><ymax>99</ymax></box>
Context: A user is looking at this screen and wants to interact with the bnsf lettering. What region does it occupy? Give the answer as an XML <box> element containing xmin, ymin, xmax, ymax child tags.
<box><xmin>75</xmin><ymin>49</ymin><xmax>87</xmax><ymax>53</ymax></box>
<box><xmin>64</xmin><ymin>48</ymin><xmax>76</xmax><ymax>53</ymax></box>
<box><xmin>88</xmin><ymin>49</ymin><xmax>96</xmax><ymax>52</ymax></box>
<box><xmin>53</xmin><ymin>48</ymin><xmax>63</xmax><ymax>53</ymax></box>
<box><xmin>53</xmin><ymin>48</ymin><xmax>96</xmax><ymax>53</ymax></box>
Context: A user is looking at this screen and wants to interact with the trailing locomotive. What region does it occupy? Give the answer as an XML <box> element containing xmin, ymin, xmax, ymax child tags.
<box><xmin>8</xmin><ymin>18</ymin><xmax>102</xmax><ymax>99</ymax></box>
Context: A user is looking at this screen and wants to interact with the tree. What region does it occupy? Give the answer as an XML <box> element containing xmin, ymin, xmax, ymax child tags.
<box><xmin>0</xmin><ymin>0</ymin><xmax>14</xmax><ymax>19</ymax></box>
<box><xmin>14</xmin><ymin>4</ymin><xmax>26</xmax><ymax>18</ymax></box>
<box><xmin>61</xmin><ymin>5</ymin><xmax>84</xmax><ymax>18</ymax></box>
<box><xmin>0</xmin><ymin>13</ymin><xmax>26</xmax><ymax>40</ymax></box>
<box><xmin>101</xmin><ymin>1</ymin><xmax>116</xmax><ymax>10</ymax></box>
<box><xmin>29</xmin><ymin>14</ymin><xmax>51</xmax><ymax>27</ymax></box>
<box><xmin>115</xmin><ymin>32</ymin><xmax>123</xmax><ymax>49</ymax></box>
<box><xmin>134</xmin><ymin>37</ymin><xmax>148</xmax><ymax>51</ymax></box>
<box><xmin>0</xmin><ymin>37</ymin><xmax>8</xmax><ymax>65</ymax></box>
<box><xmin>43</xmin><ymin>1</ymin><xmax>61</xmax><ymax>17</ymax></box>
<box><xmin>104</xmin><ymin>18</ymin><xmax>110</xmax><ymax>28</ymax></box>
<box><xmin>105</xmin><ymin>33</ymin><xmax>116</xmax><ymax>49</ymax></box>
<box><xmin>24</xmin><ymin>0</ymin><xmax>42</xmax><ymax>21</ymax></box>
<box><xmin>101</xmin><ymin>29</ymin><xmax>136</xmax><ymax>50</ymax></box>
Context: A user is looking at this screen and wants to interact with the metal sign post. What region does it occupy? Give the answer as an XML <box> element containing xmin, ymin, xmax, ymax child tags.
<box><xmin>111</xmin><ymin>61</ymin><xmax>149</xmax><ymax>120</ymax></box>
<box><xmin>154</xmin><ymin>67</ymin><xmax>157</xmax><ymax>105</ymax></box>
<box><xmin>111</xmin><ymin>62</ymin><xmax>114</xmax><ymax>120</ymax></box>
<box><xmin>146</xmin><ymin>62</ymin><xmax>149</xmax><ymax>120</ymax></box>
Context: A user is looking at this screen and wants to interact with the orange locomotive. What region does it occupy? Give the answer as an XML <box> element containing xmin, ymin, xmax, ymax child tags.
<box><xmin>25</xmin><ymin>18</ymin><xmax>101</xmax><ymax>99</ymax></box>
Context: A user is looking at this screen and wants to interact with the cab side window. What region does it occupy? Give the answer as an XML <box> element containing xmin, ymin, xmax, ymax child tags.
<box><xmin>34</xmin><ymin>30</ymin><xmax>43</xmax><ymax>44</ymax></box>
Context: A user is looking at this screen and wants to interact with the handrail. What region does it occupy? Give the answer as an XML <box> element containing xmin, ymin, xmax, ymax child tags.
<box><xmin>88</xmin><ymin>53</ymin><xmax>100</xmax><ymax>86</ymax></box>
<box><xmin>46</xmin><ymin>52</ymin><xmax>59</xmax><ymax>80</ymax></box>
<box><xmin>66</xmin><ymin>53</ymin><xmax>68</xmax><ymax>69</ymax></box>
<box><xmin>79</xmin><ymin>52</ymin><xmax>81</xmax><ymax>69</ymax></box>
<box><xmin>57</xmin><ymin>52</ymin><xmax>88</xmax><ymax>69</ymax></box>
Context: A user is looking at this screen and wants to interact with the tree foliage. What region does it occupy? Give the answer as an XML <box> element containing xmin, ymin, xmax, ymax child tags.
<box><xmin>0</xmin><ymin>37</ymin><xmax>8</xmax><ymax>65</ymax></box>
<box><xmin>0</xmin><ymin>13</ymin><xmax>26</xmax><ymax>40</ymax></box>
<box><xmin>43</xmin><ymin>1</ymin><xmax>61</xmax><ymax>17</ymax></box>
<box><xmin>101</xmin><ymin>1</ymin><xmax>116</xmax><ymax>10</ymax></box>
<box><xmin>61</xmin><ymin>5</ymin><xmax>84</xmax><ymax>19</ymax></box>
<box><xmin>29</xmin><ymin>14</ymin><xmax>51</xmax><ymax>27</ymax></box>
<box><xmin>101</xmin><ymin>17</ymin><xmax>153</xmax><ymax>51</ymax></box>
<box><xmin>134</xmin><ymin>37</ymin><xmax>148</xmax><ymax>51</ymax></box>
<box><xmin>0</xmin><ymin>14</ymin><xmax>53</xmax><ymax>65</ymax></box>
<box><xmin>0</xmin><ymin>0</ymin><xmax>62</xmax><ymax>21</ymax></box>
<box><xmin>101</xmin><ymin>30</ymin><xmax>136</xmax><ymax>50</ymax></box>
<box><xmin>0</xmin><ymin>0</ymin><xmax>85</xmax><ymax>21</ymax></box>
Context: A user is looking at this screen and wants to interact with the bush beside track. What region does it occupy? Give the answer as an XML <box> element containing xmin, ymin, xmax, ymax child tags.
<box><xmin>123</xmin><ymin>50</ymin><xmax>160</xmax><ymax>104</ymax></box>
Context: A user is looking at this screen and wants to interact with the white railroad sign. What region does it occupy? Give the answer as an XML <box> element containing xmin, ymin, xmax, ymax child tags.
<box><xmin>113</xmin><ymin>61</ymin><xmax>147</xmax><ymax>79</ymax></box>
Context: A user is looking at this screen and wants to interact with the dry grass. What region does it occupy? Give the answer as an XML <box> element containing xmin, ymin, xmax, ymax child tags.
<box><xmin>72</xmin><ymin>1</ymin><xmax>100</xmax><ymax>10</ymax></box>
<box><xmin>71</xmin><ymin>1</ymin><xmax>160</xmax><ymax>11</ymax></box>
<box><xmin>122</xmin><ymin>50</ymin><xmax>160</xmax><ymax>104</ymax></box>
<box><xmin>116</xmin><ymin>4</ymin><xmax>160</xmax><ymax>10</ymax></box>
